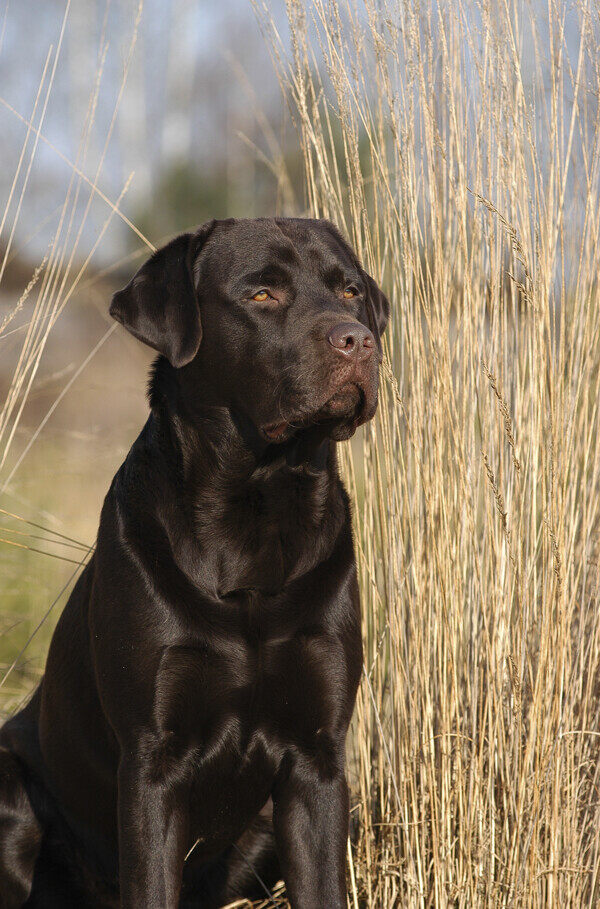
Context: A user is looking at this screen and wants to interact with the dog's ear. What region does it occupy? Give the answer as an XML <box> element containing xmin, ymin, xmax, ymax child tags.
<box><xmin>322</xmin><ymin>220</ymin><xmax>390</xmax><ymax>348</ymax></box>
<box><xmin>110</xmin><ymin>220</ymin><xmax>215</xmax><ymax>368</ymax></box>
<box><xmin>361</xmin><ymin>271</ymin><xmax>389</xmax><ymax>348</ymax></box>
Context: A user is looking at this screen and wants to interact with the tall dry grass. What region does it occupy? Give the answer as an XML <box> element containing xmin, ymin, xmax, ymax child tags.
<box><xmin>0</xmin><ymin>2</ymin><xmax>157</xmax><ymax>709</ymax></box>
<box><xmin>255</xmin><ymin>0</ymin><xmax>600</xmax><ymax>906</ymax></box>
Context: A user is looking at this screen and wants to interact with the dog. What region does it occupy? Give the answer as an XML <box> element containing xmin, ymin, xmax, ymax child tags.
<box><xmin>0</xmin><ymin>217</ymin><xmax>389</xmax><ymax>908</ymax></box>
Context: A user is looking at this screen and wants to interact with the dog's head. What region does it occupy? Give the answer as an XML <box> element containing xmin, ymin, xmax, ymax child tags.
<box><xmin>111</xmin><ymin>218</ymin><xmax>389</xmax><ymax>443</ymax></box>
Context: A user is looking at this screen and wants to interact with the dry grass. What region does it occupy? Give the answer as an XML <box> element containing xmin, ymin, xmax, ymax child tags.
<box><xmin>3</xmin><ymin>0</ymin><xmax>600</xmax><ymax>906</ymax></box>
<box><xmin>255</xmin><ymin>0</ymin><xmax>600</xmax><ymax>905</ymax></box>
<box><xmin>0</xmin><ymin>0</ymin><xmax>152</xmax><ymax>710</ymax></box>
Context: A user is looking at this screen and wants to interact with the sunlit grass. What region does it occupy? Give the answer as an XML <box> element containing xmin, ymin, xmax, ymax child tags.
<box><xmin>257</xmin><ymin>0</ymin><xmax>600</xmax><ymax>905</ymax></box>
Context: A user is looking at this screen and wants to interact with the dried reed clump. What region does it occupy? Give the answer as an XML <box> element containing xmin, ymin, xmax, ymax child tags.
<box><xmin>255</xmin><ymin>0</ymin><xmax>600</xmax><ymax>905</ymax></box>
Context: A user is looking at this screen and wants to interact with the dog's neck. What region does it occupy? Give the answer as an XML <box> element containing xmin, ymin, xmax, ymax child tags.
<box><xmin>148</xmin><ymin>356</ymin><xmax>335</xmax><ymax>485</ymax></box>
<box><xmin>176</xmin><ymin>406</ymin><xmax>332</xmax><ymax>478</ymax></box>
<box><xmin>145</xmin><ymin>372</ymin><xmax>345</xmax><ymax>597</ymax></box>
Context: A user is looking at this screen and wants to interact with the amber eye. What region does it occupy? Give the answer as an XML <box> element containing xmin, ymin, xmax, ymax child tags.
<box><xmin>343</xmin><ymin>287</ymin><xmax>357</xmax><ymax>299</ymax></box>
<box><xmin>252</xmin><ymin>290</ymin><xmax>270</xmax><ymax>302</ymax></box>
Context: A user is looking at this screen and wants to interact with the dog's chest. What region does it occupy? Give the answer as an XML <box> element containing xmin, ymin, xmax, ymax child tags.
<box><xmin>194</xmin><ymin>466</ymin><xmax>333</xmax><ymax>594</ymax></box>
<box><xmin>152</xmin><ymin>628</ymin><xmax>345</xmax><ymax>850</ymax></box>
<box><xmin>155</xmin><ymin>627</ymin><xmax>342</xmax><ymax>750</ymax></box>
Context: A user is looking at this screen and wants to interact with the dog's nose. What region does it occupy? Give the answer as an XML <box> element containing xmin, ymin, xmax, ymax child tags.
<box><xmin>328</xmin><ymin>322</ymin><xmax>375</xmax><ymax>361</ymax></box>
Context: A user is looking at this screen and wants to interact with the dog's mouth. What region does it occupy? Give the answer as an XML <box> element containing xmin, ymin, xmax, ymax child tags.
<box><xmin>261</xmin><ymin>383</ymin><xmax>367</xmax><ymax>444</ymax></box>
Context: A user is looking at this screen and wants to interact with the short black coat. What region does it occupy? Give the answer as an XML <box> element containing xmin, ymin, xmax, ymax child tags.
<box><xmin>0</xmin><ymin>217</ymin><xmax>389</xmax><ymax>908</ymax></box>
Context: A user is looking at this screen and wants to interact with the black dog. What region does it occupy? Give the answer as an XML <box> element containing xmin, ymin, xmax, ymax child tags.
<box><xmin>0</xmin><ymin>217</ymin><xmax>388</xmax><ymax>908</ymax></box>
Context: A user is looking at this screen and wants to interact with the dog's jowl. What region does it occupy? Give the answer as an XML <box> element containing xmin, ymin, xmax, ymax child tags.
<box><xmin>0</xmin><ymin>217</ymin><xmax>389</xmax><ymax>908</ymax></box>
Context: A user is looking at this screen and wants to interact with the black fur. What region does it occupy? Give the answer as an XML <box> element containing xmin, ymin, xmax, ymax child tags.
<box><xmin>0</xmin><ymin>217</ymin><xmax>388</xmax><ymax>908</ymax></box>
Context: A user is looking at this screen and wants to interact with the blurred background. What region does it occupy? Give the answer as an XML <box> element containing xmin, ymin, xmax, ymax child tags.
<box><xmin>0</xmin><ymin>0</ymin><xmax>306</xmax><ymax>714</ymax></box>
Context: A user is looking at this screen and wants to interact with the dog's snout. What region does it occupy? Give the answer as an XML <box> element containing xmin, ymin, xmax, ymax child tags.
<box><xmin>327</xmin><ymin>322</ymin><xmax>375</xmax><ymax>361</ymax></box>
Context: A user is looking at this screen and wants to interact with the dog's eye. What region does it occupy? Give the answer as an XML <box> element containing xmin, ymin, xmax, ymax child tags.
<box><xmin>343</xmin><ymin>287</ymin><xmax>358</xmax><ymax>299</ymax></box>
<box><xmin>252</xmin><ymin>290</ymin><xmax>270</xmax><ymax>302</ymax></box>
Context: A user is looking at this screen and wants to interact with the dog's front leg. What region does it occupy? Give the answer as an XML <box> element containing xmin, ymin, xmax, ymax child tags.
<box><xmin>273</xmin><ymin>760</ymin><xmax>349</xmax><ymax>909</ymax></box>
<box><xmin>117</xmin><ymin>751</ymin><xmax>188</xmax><ymax>909</ymax></box>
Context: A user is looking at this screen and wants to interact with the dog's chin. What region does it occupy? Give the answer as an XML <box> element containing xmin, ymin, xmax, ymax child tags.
<box><xmin>315</xmin><ymin>384</ymin><xmax>365</xmax><ymax>440</ymax></box>
<box><xmin>261</xmin><ymin>383</ymin><xmax>376</xmax><ymax>444</ymax></box>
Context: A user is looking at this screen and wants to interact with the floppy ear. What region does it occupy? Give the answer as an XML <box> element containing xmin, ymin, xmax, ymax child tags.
<box><xmin>361</xmin><ymin>270</ymin><xmax>390</xmax><ymax>348</ymax></box>
<box><xmin>110</xmin><ymin>220</ymin><xmax>215</xmax><ymax>368</ymax></box>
